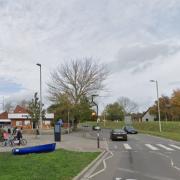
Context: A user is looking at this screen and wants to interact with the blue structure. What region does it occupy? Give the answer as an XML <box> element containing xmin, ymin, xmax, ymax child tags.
<box><xmin>54</xmin><ymin>119</ymin><xmax>63</xmax><ymax>142</ymax></box>
<box><xmin>12</xmin><ymin>143</ymin><xmax>56</xmax><ymax>155</ymax></box>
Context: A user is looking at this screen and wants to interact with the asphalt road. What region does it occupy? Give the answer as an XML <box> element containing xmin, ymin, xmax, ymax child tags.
<box><xmin>85</xmin><ymin>129</ymin><xmax>180</xmax><ymax>180</ymax></box>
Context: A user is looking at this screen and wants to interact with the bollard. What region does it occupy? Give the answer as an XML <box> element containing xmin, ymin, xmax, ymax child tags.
<box><xmin>97</xmin><ymin>131</ymin><xmax>100</xmax><ymax>148</ymax></box>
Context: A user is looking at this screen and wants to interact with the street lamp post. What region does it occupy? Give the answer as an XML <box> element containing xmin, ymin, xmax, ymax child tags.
<box><xmin>150</xmin><ymin>80</ymin><xmax>162</xmax><ymax>132</ymax></box>
<box><xmin>36</xmin><ymin>63</ymin><xmax>43</xmax><ymax>129</ymax></box>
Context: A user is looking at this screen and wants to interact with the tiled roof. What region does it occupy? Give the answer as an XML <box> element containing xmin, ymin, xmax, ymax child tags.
<box><xmin>14</xmin><ymin>105</ymin><xmax>28</xmax><ymax>113</ymax></box>
<box><xmin>0</xmin><ymin>111</ymin><xmax>8</xmax><ymax>119</ymax></box>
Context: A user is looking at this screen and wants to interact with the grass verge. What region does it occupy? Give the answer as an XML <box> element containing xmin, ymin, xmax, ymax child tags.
<box><xmin>0</xmin><ymin>149</ymin><xmax>100</xmax><ymax>180</ymax></box>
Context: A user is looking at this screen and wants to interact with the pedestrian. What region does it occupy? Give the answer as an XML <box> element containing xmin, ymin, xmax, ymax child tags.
<box><xmin>8</xmin><ymin>128</ymin><xmax>11</xmax><ymax>134</ymax></box>
<box><xmin>3</xmin><ymin>131</ymin><xmax>9</xmax><ymax>146</ymax></box>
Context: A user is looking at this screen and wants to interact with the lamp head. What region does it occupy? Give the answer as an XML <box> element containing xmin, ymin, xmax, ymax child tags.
<box><xmin>150</xmin><ymin>80</ymin><xmax>155</xmax><ymax>82</ymax></box>
<box><xmin>36</xmin><ymin>63</ymin><xmax>41</xmax><ymax>67</ymax></box>
<box><xmin>92</xmin><ymin>94</ymin><xmax>99</xmax><ymax>97</ymax></box>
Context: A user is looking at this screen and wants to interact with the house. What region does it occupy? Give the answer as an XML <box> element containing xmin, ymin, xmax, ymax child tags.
<box><xmin>0</xmin><ymin>105</ymin><xmax>54</xmax><ymax>129</ymax></box>
<box><xmin>8</xmin><ymin>105</ymin><xmax>32</xmax><ymax>129</ymax></box>
<box><xmin>0</xmin><ymin>111</ymin><xmax>11</xmax><ymax>127</ymax></box>
<box><xmin>142</xmin><ymin>109</ymin><xmax>156</xmax><ymax>122</ymax></box>
<box><xmin>131</xmin><ymin>113</ymin><xmax>143</xmax><ymax>122</ymax></box>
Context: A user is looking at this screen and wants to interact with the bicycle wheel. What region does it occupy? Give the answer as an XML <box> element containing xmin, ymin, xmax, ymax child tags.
<box><xmin>8</xmin><ymin>140</ymin><xmax>15</xmax><ymax>147</ymax></box>
<box><xmin>20</xmin><ymin>139</ymin><xmax>27</xmax><ymax>145</ymax></box>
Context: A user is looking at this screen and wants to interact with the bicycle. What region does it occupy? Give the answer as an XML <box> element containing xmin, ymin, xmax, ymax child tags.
<box><xmin>12</xmin><ymin>138</ymin><xmax>27</xmax><ymax>146</ymax></box>
<box><xmin>0</xmin><ymin>139</ymin><xmax>14</xmax><ymax>147</ymax></box>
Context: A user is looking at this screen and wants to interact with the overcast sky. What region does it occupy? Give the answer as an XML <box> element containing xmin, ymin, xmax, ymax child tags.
<box><xmin>0</xmin><ymin>0</ymin><xmax>180</xmax><ymax>112</ymax></box>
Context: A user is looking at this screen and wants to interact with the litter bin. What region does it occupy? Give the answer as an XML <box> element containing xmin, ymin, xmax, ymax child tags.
<box><xmin>54</xmin><ymin>122</ymin><xmax>61</xmax><ymax>142</ymax></box>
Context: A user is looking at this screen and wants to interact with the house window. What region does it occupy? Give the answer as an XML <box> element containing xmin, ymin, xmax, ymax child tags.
<box><xmin>24</xmin><ymin>121</ymin><xmax>30</xmax><ymax>125</ymax></box>
<box><xmin>16</xmin><ymin>121</ymin><xmax>23</xmax><ymax>126</ymax></box>
<box><xmin>44</xmin><ymin>121</ymin><xmax>50</xmax><ymax>125</ymax></box>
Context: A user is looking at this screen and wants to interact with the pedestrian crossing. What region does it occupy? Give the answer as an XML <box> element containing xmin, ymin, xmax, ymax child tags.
<box><xmin>111</xmin><ymin>143</ymin><xmax>180</xmax><ymax>152</ymax></box>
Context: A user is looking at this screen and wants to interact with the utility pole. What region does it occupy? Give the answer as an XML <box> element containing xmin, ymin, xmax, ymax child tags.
<box><xmin>150</xmin><ymin>80</ymin><xmax>162</xmax><ymax>132</ymax></box>
<box><xmin>36</xmin><ymin>63</ymin><xmax>43</xmax><ymax>130</ymax></box>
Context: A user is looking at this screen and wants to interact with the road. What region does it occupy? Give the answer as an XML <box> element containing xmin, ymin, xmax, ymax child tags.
<box><xmin>85</xmin><ymin>129</ymin><xmax>180</xmax><ymax>180</ymax></box>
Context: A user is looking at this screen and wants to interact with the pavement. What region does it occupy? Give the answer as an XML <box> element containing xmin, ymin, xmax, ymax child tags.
<box><xmin>0</xmin><ymin>129</ymin><xmax>107</xmax><ymax>153</ymax></box>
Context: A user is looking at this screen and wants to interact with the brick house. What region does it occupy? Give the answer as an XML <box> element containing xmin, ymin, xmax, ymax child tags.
<box><xmin>0</xmin><ymin>105</ymin><xmax>54</xmax><ymax>129</ymax></box>
<box><xmin>0</xmin><ymin>111</ymin><xmax>11</xmax><ymax>127</ymax></box>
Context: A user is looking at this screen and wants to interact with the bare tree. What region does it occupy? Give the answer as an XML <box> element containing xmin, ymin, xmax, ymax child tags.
<box><xmin>19</xmin><ymin>100</ymin><xmax>30</xmax><ymax>108</ymax></box>
<box><xmin>48</xmin><ymin>58</ymin><xmax>108</xmax><ymax>104</ymax></box>
<box><xmin>118</xmin><ymin>97</ymin><xmax>138</xmax><ymax>114</ymax></box>
<box><xmin>4</xmin><ymin>102</ymin><xmax>14</xmax><ymax>113</ymax></box>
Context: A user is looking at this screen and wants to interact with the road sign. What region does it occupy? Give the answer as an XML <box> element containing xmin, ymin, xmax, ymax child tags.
<box><xmin>124</xmin><ymin>115</ymin><xmax>132</xmax><ymax>125</ymax></box>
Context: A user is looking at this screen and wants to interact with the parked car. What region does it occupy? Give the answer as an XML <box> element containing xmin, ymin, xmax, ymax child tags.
<box><xmin>92</xmin><ymin>125</ymin><xmax>101</xmax><ymax>131</ymax></box>
<box><xmin>110</xmin><ymin>129</ymin><xmax>127</xmax><ymax>141</ymax></box>
<box><xmin>123</xmin><ymin>126</ymin><xmax>138</xmax><ymax>134</ymax></box>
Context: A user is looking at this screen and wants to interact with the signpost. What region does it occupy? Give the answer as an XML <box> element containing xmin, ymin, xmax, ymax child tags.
<box><xmin>124</xmin><ymin>115</ymin><xmax>132</xmax><ymax>126</ymax></box>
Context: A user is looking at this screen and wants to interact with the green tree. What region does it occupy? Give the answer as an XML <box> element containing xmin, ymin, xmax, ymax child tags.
<box><xmin>104</xmin><ymin>102</ymin><xmax>124</xmax><ymax>121</ymax></box>
<box><xmin>48</xmin><ymin>93</ymin><xmax>92</xmax><ymax>126</ymax></box>
<box><xmin>28</xmin><ymin>93</ymin><xmax>45</xmax><ymax>129</ymax></box>
<box><xmin>48</xmin><ymin>93</ymin><xmax>72</xmax><ymax>124</ymax></box>
<box><xmin>149</xmin><ymin>95</ymin><xmax>171</xmax><ymax>121</ymax></box>
<box><xmin>170</xmin><ymin>89</ymin><xmax>180</xmax><ymax>120</ymax></box>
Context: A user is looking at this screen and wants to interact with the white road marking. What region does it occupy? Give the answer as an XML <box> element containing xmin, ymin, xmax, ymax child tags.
<box><xmin>169</xmin><ymin>144</ymin><xmax>180</xmax><ymax>150</ymax></box>
<box><xmin>145</xmin><ymin>144</ymin><xmax>159</xmax><ymax>150</ymax></box>
<box><xmin>87</xmin><ymin>138</ymin><xmax>114</xmax><ymax>179</ymax></box>
<box><xmin>123</xmin><ymin>143</ymin><xmax>132</xmax><ymax>150</ymax></box>
<box><xmin>156</xmin><ymin>144</ymin><xmax>174</xmax><ymax>151</ymax></box>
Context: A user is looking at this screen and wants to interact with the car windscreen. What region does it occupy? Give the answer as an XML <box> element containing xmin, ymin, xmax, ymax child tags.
<box><xmin>113</xmin><ymin>129</ymin><xmax>124</xmax><ymax>133</ymax></box>
<box><xmin>126</xmin><ymin>126</ymin><xmax>134</xmax><ymax>130</ymax></box>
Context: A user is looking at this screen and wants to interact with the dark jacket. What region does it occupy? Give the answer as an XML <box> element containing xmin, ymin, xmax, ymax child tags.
<box><xmin>17</xmin><ymin>130</ymin><xmax>22</xmax><ymax>139</ymax></box>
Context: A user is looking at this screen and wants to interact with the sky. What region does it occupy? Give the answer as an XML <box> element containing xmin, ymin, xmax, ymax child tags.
<box><xmin>0</xmin><ymin>0</ymin><xmax>180</xmax><ymax>113</ymax></box>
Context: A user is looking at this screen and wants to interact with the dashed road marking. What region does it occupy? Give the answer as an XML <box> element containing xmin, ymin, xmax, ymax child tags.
<box><xmin>145</xmin><ymin>144</ymin><xmax>159</xmax><ymax>150</ymax></box>
<box><xmin>156</xmin><ymin>144</ymin><xmax>174</xmax><ymax>151</ymax></box>
<box><xmin>123</xmin><ymin>143</ymin><xmax>132</xmax><ymax>150</ymax></box>
<box><xmin>169</xmin><ymin>144</ymin><xmax>180</xmax><ymax>150</ymax></box>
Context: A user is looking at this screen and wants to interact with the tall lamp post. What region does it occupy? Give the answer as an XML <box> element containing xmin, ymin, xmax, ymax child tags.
<box><xmin>36</xmin><ymin>63</ymin><xmax>42</xmax><ymax>129</ymax></box>
<box><xmin>150</xmin><ymin>80</ymin><xmax>162</xmax><ymax>132</ymax></box>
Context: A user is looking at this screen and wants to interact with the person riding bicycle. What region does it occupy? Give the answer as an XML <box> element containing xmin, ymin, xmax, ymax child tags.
<box><xmin>16</xmin><ymin>129</ymin><xmax>22</xmax><ymax>146</ymax></box>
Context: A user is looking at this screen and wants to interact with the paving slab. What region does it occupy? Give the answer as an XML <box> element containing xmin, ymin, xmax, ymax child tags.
<box><xmin>0</xmin><ymin>131</ymin><xmax>107</xmax><ymax>153</ymax></box>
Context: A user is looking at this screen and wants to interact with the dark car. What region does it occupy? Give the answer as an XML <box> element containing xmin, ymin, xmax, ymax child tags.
<box><xmin>92</xmin><ymin>125</ymin><xmax>101</xmax><ymax>131</ymax></box>
<box><xmin>123</xmin><ymin>126</ymin><xmax>138</xmax><ymax>134</ymax></box>
<box><xmin>110</xmin><ymin>129</ymin><xmax>127</xmax><ymax>141</ymax></box>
